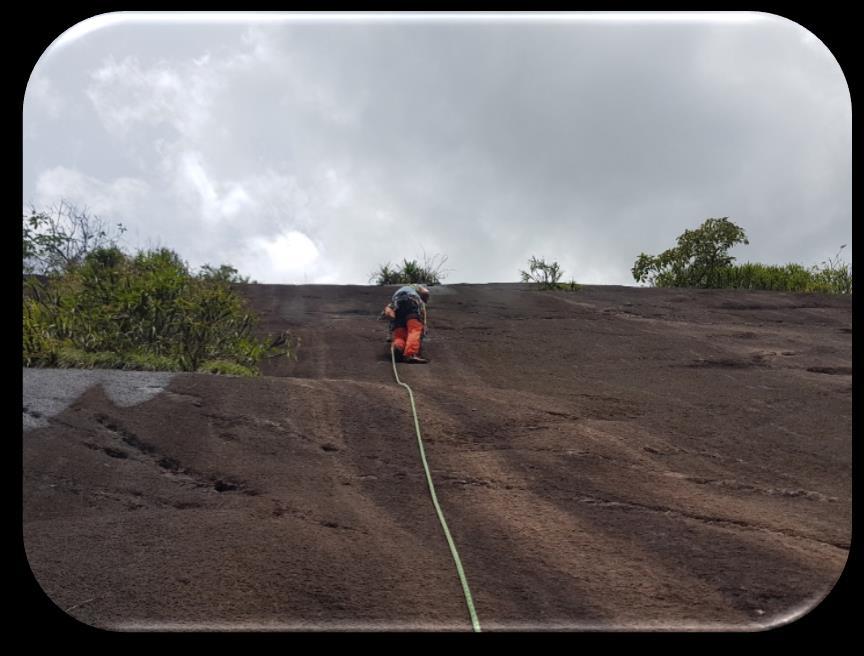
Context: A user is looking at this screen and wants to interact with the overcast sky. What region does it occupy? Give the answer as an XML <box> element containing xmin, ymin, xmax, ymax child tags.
<box><xmin>23</xmin><ymin>12</ymin><xmax>851</xmax><ymax>285</ymax></box>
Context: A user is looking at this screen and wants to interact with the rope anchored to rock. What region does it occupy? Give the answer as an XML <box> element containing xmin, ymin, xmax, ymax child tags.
<box><xmin>390</xmin><ymin>345</ymin><xmax>481</xmax><ymax>633</ymax></box>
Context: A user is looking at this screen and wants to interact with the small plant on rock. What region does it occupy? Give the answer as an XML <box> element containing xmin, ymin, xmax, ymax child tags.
<box><xmin>521</xmin><ymin>256</ymin><xmax>579</xmax><ymax>291</ymax></box>
<box><xmin>371</xmin><ymin>252</ymin><xmax>449</xmax><ymax>286</ymax></box>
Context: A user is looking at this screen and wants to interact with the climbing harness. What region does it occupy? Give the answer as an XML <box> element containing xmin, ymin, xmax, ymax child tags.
<box><xmin>390</xmin><ymin>346</ymin><xmax>482</xmax><ymax>633</ymax></box>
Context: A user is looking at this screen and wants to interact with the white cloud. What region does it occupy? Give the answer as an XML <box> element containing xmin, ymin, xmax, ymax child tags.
<box><xmin>238</xmin><ymin>230</ymin><xmax>331</xmax><ymax>283</ymax></box>
<box><xmin>86</xmin><ymin>56</ymin><xmax>218</xmax><ymax>140</ymax></box>
<box><xmin>25</xmin><ymin>16</ymin><xmax>851</xmax><ymax>285</ymax></box>
<box><xmin>33</xmin><ymin>166</ymin><xmax>151</xmax><ymax>220</ymax></box>
<box><xmin>25</xmin><ymin>77</ymin><xmax>66</xmax><ymax>119</ymax></box>
<box><xmin>175</xmin><ymin>152</ymin><xmax>256</xmax><ymax>222</ymax></box>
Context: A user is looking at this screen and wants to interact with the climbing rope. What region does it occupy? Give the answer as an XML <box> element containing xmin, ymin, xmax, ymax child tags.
<box><xmin>390</xmin><ymin>346</ymin><xmax>482</xmax><ymax>633</ymax></box>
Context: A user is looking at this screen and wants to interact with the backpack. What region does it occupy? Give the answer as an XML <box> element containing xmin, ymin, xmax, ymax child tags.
<box><xmin>391</xmin><ymin>287</ymin><xmax>425</xmax><ymax>323</ymax></box>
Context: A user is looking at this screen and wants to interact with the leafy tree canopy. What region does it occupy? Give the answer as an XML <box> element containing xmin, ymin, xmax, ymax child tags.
<box><xmin>632</xmin><ymin>217</ymin><xmax>749</xmax><ymax>288</ymax></box>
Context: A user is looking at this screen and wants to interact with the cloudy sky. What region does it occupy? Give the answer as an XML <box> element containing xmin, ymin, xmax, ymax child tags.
<box><xmin>23</xmin><ymin>12</ymin><xmax>851</xmax><ymax>285</ymax></box>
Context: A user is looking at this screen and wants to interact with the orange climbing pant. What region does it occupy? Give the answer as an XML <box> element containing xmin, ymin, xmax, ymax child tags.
<box><xmin>392</xmin><ymin>318</ymin><xmax>424</xmax><ymax>358</ymax></box>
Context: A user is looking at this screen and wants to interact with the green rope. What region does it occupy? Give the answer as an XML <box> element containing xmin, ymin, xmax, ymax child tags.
<box><xmin>390</xmin><ymin>346</ymin><xmax>482</xmax><ymax>633</ymax></box>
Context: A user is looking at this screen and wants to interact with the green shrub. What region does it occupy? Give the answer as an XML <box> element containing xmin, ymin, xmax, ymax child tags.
<box><xmin>632</xmin><ymin>217</ymin><xmax>749</xmax><ymax>288</ymax></box>
<box><xmin>197</xmin><ymin>359</ymin><xmax>258</xmax><ymax>377</ymax></box>
<box><xmin>23</xmin><ymin>202</ymin><xmax>127</xmax><ymax>275</ymax></box>
<box><xmin>713</xmin><ymin>258</ymin><xmax>851</xmax><ymax>295</ymax></box>
<box><xmin>23</xmin><ymin>246</ymin><xmax>296</xmax><ymax>374</ymax></box>
<box><xmin>520</xmin><ymin>256</ymin><xmax>580</xmax><ymax>291</ymax></box>
<box><xmin>55</xmin><ymin>347</ymin><xmax>125</xmax><ymax>370</ymax></box>
<box><xmin>812</xmin><ymin>245</ymin><xmax>852</xmax><ymax>294</ymax></box>
<box><xmin>371</xmin><ymin>253</ymin><xmax>448</xmax><ymax>286</ymax></box>
<box><xmin>198</xmin><ymin>263</ymin><xmax>255</xmax><ymax>284</ymax></box>
<box><xmin>632</xmin><ymin>218</ymin><xmax>851</xmax><ymax>295</ymax></box>
<box><xmin>22</xmin><ymin>295</ymin><xmax>60</xmax><ymax>367</ymax></box>
<box><xmin>122</xmin><ymin>351</ymin><xmax>182</xmax><ymax>371</ymax></box>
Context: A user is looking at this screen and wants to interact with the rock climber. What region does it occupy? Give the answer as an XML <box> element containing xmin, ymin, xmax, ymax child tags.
<box><xmin>380</xmin><ymin>284</ymin><xmax>430</xmax><ymax>364</ymax></box>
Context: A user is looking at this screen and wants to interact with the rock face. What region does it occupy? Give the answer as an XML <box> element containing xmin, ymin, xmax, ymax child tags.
<box><xmin>22</xmin><ymin>283</ymin><xmax>852</xmax><ymax>631</ymax></box>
